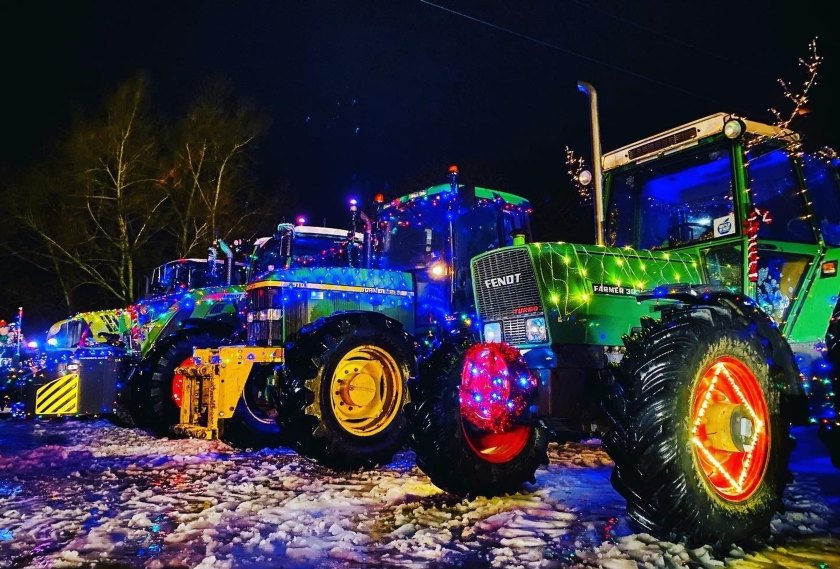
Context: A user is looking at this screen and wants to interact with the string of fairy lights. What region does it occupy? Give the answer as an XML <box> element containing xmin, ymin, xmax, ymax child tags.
<box><xmin>530</xmin><ymin>242</ymin><xmax>701</xmax><ymax>330</ymax></box>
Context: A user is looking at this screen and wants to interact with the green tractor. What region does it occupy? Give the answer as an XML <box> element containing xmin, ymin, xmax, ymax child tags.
<box><xmin>174</xmin><ymin>169</ymin><xmax>533</xmax><ymax>468</ymax></box>
<box><xmin>408</xmin><ymin>111</ymin><xmax>840</xmax><ymax>548</ymax></box>
<box><xmin>14</xmin><ymin>243</ymin><xmax>251</xmax><ymax>423</ymax></box>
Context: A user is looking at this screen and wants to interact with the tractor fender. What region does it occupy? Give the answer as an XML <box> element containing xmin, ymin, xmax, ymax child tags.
<box><xmin>637</xmin><ymin>289</ymin><xmax>807</xmax><ymax>420</ymax></box>
<box><xmin>134</xmin><ymin>320</ymin><xmax>235</xmax><ymax>387</ymax></box>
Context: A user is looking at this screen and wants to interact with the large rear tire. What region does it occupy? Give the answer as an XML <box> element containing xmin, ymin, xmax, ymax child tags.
<box><xmin>604</xmin><ymin>307</ymin><xmax>791</xmax><ymax>549</ymax></box>
<box><xmin>409</xmin><ymin>336</ymin><xmax>549</xmax><ymax>496</ymax></box>
<box><xmin>273</xmin><ymin>315</ymin><xmax>414</xmax><ymax>470</ymax></box>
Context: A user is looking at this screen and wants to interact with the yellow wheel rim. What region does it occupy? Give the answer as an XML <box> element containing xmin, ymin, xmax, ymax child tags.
<box><xmin>329</xmin><ymin>345</ymin><xmax>403</xmax><ymax>437</ymax></box>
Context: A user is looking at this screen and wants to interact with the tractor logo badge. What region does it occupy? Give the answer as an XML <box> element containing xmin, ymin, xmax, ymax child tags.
<box><xmin>714</xmin><ymin>213</ymin><xmax>736</xmax><ymax>237</ymax></box>
<box><xmin>484</xmin><ymin>273</ymin><xmax>521</xmax><ymax>288</ymax></box>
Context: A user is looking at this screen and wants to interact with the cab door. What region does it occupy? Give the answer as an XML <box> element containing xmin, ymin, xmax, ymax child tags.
<box><xmin>746</xmin><ymin>146</ymin><xmax>821</xmax><ymax>340</ymax></box>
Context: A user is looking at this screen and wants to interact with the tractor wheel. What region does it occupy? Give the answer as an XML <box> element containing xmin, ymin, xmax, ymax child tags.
<box><xmin>604</xmin><ymin>307</ymin><xmax>791</xmax><ymax>549</ymax></box>
<box><xmin>108</xmin><ymin>403</ymin><xmax>135</xmax><ymax>427</ymax></box>
<box><xmin>145</xmin><ymin>333</ymin><xmax>220</xmax><ymax>436</ymax></box>
<box><xmin>408</xmin><ymin>336</ymin><xmax>549</xmax><ymax>496</ymax></box>
<box><xmin>273</xmin><ymin>316</ymin><xmax>414</xmax><ymax>470</ymax></box>
<box><xmin>221</xmin><ymin>365</ymin><xmax>282</xmax><ymax>449</ymax></box>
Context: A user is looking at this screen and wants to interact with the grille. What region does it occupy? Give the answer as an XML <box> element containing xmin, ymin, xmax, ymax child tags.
<box><xmin>502</xmin><ymin>319</ymin><xmax>527</xmax><ymax>346</ymax></box>
<box><xmin>472</xmin><ymin>248</ymin><xmax>542</xmax><ymax>324</ymax></box>
<box><xmin>247</xmin><ymin>287</ymin><xmax>284</xmax><ymax>346</ymax></box>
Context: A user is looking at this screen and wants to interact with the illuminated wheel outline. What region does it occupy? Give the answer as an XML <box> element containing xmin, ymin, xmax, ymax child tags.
<box><xmin>690</xmin><ymin>356</ymin><xmax>770</xmax><ymax>502</ymax></box>
<box><xmin>329</xmin><ymin>345</ymin><xmax>403</xmax><ymax>437</ymax></box>
<box><xmin>459</xmin><ymin>343</ymin><xmax>536</xmax><ymax>464</ymax></box>
<box><xmin>171</xmin><ymin>356</ymin><xmax>193</xmax><ymax>409</ymax></box>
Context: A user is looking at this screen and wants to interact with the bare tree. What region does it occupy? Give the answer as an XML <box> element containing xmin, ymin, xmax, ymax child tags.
<box><xmin>5</xmin><ymin>74</ymin><xmax>293</xmax><ymax>314</ymax></box>
<box><xmin>12</xmin><ymin>74</ymin><xmax>166</xmax><ymax>305</ymax></box>
<box><xmin>163</xmin><ymin>79</ymin><xmax>278</xmax><ymax>257</ymax></box>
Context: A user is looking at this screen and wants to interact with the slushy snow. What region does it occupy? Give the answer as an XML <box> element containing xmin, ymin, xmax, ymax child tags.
<box><xmin>0</xmin><ymin>419</ymin><xmax>837</xmax><ymax>568</ymax></box>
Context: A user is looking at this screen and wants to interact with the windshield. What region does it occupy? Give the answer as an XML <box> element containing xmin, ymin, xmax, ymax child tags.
<box><xmin>380</xmin><ymin>205</ymin><xmax>449</xmax><ymax>269</ymax></box>
<box><xmin>380</xmin><ymin>201</ymin><xmax>528</xmax><ymax>270</ymax></box>
<box><xmin>250</xmin><ymin>230</ymin><xmax>359</xmax><ymax>275</ymax></box>
<box><xmin>607</xmin><ymin>142</ymin><xmax>736</xmax><ymax>249</ymax></box>
<box><xmin>46</xmin><ymin>319</ymin><xmax>86</xmax><ymax>349</ymax></box>
<box><xmin>149</xmin><ymin>260</ymin><xmax>246</xmax><ymax>295</ymax></box>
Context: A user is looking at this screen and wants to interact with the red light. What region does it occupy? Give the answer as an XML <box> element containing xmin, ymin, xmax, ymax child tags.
<box><xmin>374</xmin><ymin>193</ymin><xmax>385</xmax><ymax>203</ymax></box>
<box><xmin>448</xmin><ymin>164</ymin><xmax>459</xmax><ymax>175</ymax></box>
<box><xmin>172</xmin><ymin>357</ymin><xmax>194</xmax><ymax>408</ymax></box>
<box><xmin>459</xmin><ymin>343</ymin><xmax>536</xmax><ymax>432</ymax></box>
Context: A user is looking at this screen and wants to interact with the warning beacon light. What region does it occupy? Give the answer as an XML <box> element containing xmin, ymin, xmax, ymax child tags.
<box><xmin>448</xmin><ymin>164</ymin><xmax>459</xmax><ymax>192</ymax></box>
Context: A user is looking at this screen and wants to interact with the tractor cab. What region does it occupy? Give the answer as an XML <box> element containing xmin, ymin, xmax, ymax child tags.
<box><xmin>147</xmin><ymin>258</ymin><xmax>248</xmax><ymax>297</ymax></box>
<box><xmin>376</xmin><ymin>167</ymin><xmax>532</xmax><ymax>333</ymax></box>
<box><xmin>600</xmin><ymin>113</ymin><xmax>840</xmax><ymax>424</ymax></box>
<box><xmin>248</xmin><ymin>225</ymin><xmax>365</xmax><ymax>277</ymax></box>
<box><xmin>602</xmin><ymin>114</ymin><xmax>840</xmax><ymax>340</ymax></box>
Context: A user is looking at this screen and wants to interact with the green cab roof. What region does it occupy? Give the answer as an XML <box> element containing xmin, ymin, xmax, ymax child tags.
<box><xmin>385</xmin><ymin>183</ymin><xmax>530</xmax><ymax>210</ymax></box>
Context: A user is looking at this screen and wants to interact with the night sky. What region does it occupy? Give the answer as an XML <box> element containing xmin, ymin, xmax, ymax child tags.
<box><xmin>1</xmin><ymin>1</ymin><xmax>837</xmax><ymax>321</ymax></box>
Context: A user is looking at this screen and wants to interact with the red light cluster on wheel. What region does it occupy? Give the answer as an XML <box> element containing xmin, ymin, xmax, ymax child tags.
<box><xmin>459</xmin><ymin>342</ymin><xmax>537</xmax><ymax>432</ymax></box>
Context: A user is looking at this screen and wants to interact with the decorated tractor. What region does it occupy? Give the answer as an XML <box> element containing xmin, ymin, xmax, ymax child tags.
<box><xmin>174</xmin><ymin>168</ymin><xmax>533</xmax><ymax>469</ymax></box>
<box><xmin>407</xmin><ymin>112</ymin><xmax>840</xmax><ymax>549</ymax></box>
<box><xmin>11</xmin><ymin>242</ymin><xmax>251</xmax><ymax>422</ymax></box>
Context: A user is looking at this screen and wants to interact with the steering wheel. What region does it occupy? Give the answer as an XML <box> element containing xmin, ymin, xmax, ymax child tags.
<box><xmin>786</xmin><ymin>217</ymin><xmax>814</xmax><ymax>241</ymax></box>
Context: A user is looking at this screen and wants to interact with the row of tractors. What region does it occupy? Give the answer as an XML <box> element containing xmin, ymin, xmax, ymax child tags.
<box><xmin>4</xmin><ymin>110</ymin><xmax>840</xmax><ymax>550</ymax></box>
<box><xmin>2</xmin><ymin>165</ymin><xmax>534</xmax><ymax>468</ymax></box>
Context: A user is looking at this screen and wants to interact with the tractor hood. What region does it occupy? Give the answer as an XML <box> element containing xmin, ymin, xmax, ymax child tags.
<box><xmin>472</xmin><ymin>242</ymin><xmax>704</xmax><ymax>346</ymax></box>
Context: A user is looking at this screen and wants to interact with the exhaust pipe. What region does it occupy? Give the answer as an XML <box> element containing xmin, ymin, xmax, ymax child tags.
<box><xmin>216</xmin><ymin>238</ymin><xmax>235</xmax><ymax>285</ymax></box>
<box><xmin>577</xmin><ymin>81</ymin><xmax>605</xmax><ymax>247</ymax></box>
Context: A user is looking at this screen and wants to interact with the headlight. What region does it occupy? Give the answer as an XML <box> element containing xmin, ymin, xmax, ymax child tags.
<box><xmin>429</xmin><ymin>261</ymin><xmax>448</xmax><ymax>280</ymax></box>
<box><xmin>483</xmin><ymin>322</ymin><xmax>502</xmax><ymax>343</ymax></box>
<box><xmin>525</xmin><ymin>317</ymin><xmax>546</xmax><ymax>343</ymax></box>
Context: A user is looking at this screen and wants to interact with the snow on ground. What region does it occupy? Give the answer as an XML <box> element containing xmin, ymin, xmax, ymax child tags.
<box><xmin>0</xmin><ymin>419</ymin><xmax>837</xmax><ymax>568</ymax></box>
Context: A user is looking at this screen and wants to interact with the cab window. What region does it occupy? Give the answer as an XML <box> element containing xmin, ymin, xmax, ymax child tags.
<box><xmin>608</xmin><ymin>143</ymin><xmax>736</xmax><ymax>249</ymax></box>
<box><xmin>801</xmin><ymin>154</ymin><xmax>840</xmax><ymax>246</ymax></box>
<box><xmin>747</xmin><ymin>147</ymin><xmax>815</xmax><ymax>243</ymax></box>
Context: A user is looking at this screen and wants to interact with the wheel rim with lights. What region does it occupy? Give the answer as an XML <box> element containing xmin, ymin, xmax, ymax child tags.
<box><xmin>329</xmin><ymin>345</ymin><xmax>403</xmax><ymax>437</ymax></box>
<box><xmin>690</xmin><ymin>356</ymin><xmax>770</xmax><ymax>502</ymax></box>
<box><xmin>459</xmin><ymin>343</ymin><xmax>536</xmax><ymax>464</ymax></box>
<box><xmin>171</xmin><ymin>357</ymin><xmax>193</xmax><ymax>408</ymax></box>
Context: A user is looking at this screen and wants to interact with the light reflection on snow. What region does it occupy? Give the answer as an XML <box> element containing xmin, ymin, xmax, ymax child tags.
<box><xmin>0</xmin><ymin>419</ymin><xmax>836</xmax><ymax>568</ymax></box>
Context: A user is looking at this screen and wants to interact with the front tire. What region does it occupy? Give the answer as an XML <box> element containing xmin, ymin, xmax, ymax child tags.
<box><xmin>273</xmin><ymin>315</ymin><xmax>414</xmax><ymax>470</ymax></box>
<box><xmin>604</xmin><ymin>307</ymin><xmax>791</xmax><ymax>549</ymax></box>
<box><xmin>409</xmin><ymin>336</ymin><xmax>549</xmax><ymax>496</ymax></box>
